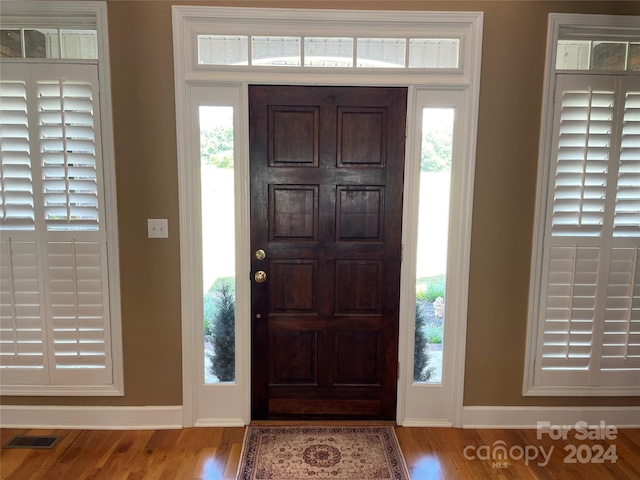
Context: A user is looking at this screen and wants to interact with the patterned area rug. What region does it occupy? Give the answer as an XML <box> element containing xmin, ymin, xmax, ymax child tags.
<box><xmin>236</xmin><ymin>425</ymin><xmax>411</xmax><ymax>479</ymax></box>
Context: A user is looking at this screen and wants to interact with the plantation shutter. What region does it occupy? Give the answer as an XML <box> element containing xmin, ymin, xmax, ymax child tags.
<box><xmin>0</xmin><ymin>68</ymin><xmax>35</xmax><ymax>230</ymax></box>
<box><xmin>0</xmin><ymin>63</ymin><xmax>112</xmax><ymax>386</ymax></box>
<box><xmin>601</xmin><ymin>246</ymin><xmax>639</xmax><ymax>385</ymax></box>
<box><xmin>39</xmin><ymin>80</ymin><xmax>100</xmax><ymax>231</ymax></box>
<box><xmin>535</xmin><ymin>74</ymin><xmax>640</xmax><ymax>389</ymax></box>
<box><xmin>0</xmin><ymin>240</ymin><xmax>47</xmax><ymax>383</ymax></box>
<box><xmin>613</xmin><ymin>91</ymin><xmax>640</xmax><ymax>238</ymax></box>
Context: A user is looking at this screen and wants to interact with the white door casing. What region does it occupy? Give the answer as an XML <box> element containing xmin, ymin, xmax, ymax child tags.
<box><xmin>172</xmin><ymin>6</ymin><xmax>483</xmax><ymax>427</ymax></box>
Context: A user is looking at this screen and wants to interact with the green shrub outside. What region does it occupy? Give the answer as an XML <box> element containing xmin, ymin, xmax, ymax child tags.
<box><xmin>204</xmin><ymin>277</ymin><xmax>235</xmax><ymax>337</ymax></box>
<box><xmin>416</xmin><ymin>274</ymin><xmax>446</xmax><ymax>302</ymax></box>
<box><xmin>424</xmin><ymin>322</ymin><xmax>443</xmax><ymax>344</ymax></box>
<box><xmin>414</xmin><ymin>304</ymin><xmax>436</xmax><ymax>382</ymax></box>
<box><xmin>204</xmin><ymin>277</ymin><xmax>236</xmax><ymax>382</ymax></box>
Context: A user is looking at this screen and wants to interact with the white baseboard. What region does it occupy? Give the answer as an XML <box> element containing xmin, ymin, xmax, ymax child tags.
<box><xmin>462</xmin><ymin>406</ymin><xmax>640</xmax><ymax>429</ymax></box>
<box><xmin>4</xmin><ymin>404</ymin><xmax>637</xmax><ymax>430</ymax></box>
<box><xmin>0</xmin><ymin>405</ymin><xmax>184</xmax><ymax>430</ymax></box>
<box><xmin>194</xmin><ymin>418</ymin><xmax>246</xmax><ymax>427</ymax></box>
<box><xmin>401</xmin><ymin>419</ymin><xmax>452</xmax><ymax>427</ymax></box>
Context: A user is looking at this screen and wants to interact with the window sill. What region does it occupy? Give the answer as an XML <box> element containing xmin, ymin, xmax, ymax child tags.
<box><xmin>0</xmin><ymin>384</ymin><xmax>124</xmax><ymax>397</ymax></box>
<box><xmin>523</xmin><ymin>385</ymin><xmax>640</xmax><ymax>397</ymax></box>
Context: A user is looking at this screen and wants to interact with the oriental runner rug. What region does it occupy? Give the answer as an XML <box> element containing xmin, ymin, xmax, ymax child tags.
<box><xmin>236</xmin><ymin>425</ymin><xmax>411</xmax><ymax>480</ymax></box>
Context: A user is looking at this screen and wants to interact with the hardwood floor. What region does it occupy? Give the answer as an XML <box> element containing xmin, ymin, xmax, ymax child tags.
<box><xmin>1</xmin><ymin>426</ymin><xmax>639</xmax><ymax>479</ymax></box>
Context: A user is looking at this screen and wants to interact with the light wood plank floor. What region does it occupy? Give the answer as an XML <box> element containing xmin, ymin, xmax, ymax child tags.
<box><xmin>1</xmin><ymin>426</ymin><xmax>639</xmax><ymax>479</ymax></box>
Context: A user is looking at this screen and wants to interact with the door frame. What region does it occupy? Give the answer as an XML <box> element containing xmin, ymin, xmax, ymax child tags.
<box><xmin>172</xmin><ymin>6</ymin><xmax>483</xmax><ymax>427</ymax></box>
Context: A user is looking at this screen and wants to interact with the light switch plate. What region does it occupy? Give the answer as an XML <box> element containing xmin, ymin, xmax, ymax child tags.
<box><xmin>147</xmin><ymin>219</ymin><xmax>168</xmax><ymax>238</ymax></box>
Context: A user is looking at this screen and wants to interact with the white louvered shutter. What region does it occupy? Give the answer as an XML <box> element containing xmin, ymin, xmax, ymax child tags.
<box><xmin>537</xmin><ymin>245</ymin><xmax>601</xmax><ymax>386</ymax></box>
<box><xmin>0</xmin><ymin>240</ymin><xmax>48</xmax><ymax>384</ymax></box>
<box><xmin>549</xmin><ymin>80</ymin><xmax>613</xmax><ymax>237</ymax></box>
<box><xmin>47</xmin><ymin>240</ymin><xmax>111</xmax><ymax>384</ymax></box>
<box><xmin>1</xmin><ymin>68</ymin><xmax>35</xmax><ymax>231</ymax></box>
<box><xmin>0</xmin><ymin>63</ymin><xmax>112</xmax><ymax>386</ymax></box>
<box><xmin>614</xmin><ymin>90</ymin><xmax>640</xmax><ymax>238</ymax></box>
<box><xmin>601</xmin><ymin>247</ymin><xmax>639</xmax><ymax>385</ymax></box>
<box><xmin>535</xmin><ymin>74</ymin><xmax>640</xmax><ymax>389</ymax></box>
<box><xmin>39</xmin><ymin>80</ymin><xmax>100</xmax><ymax>232</ymax></box>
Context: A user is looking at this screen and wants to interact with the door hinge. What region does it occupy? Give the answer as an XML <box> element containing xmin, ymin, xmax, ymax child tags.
<box><xmin>401</xmin><ymin>244</ymin><xmax>404</xmax><ymax>262</ymax></box>
<box><xmin>405</xmin><ymin>118</ymin><xmax>408</xmax><ymax>137</ymax></box>
<box><xmin>397</xmin><ymin>361</ymin><xmax>400</xmax><ymax>380</ymax></box>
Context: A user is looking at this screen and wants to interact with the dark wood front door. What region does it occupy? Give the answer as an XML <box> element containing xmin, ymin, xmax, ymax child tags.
<box><xmin>250</xmin><ymin>85</ymin><xmax>407</xmax><ymax>420</ymax></box>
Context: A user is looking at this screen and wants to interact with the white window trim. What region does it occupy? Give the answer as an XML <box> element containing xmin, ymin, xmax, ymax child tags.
<box><xmin>173</xmin><ymin>6</ymin><xmax>482</xmax><ymax>427</ymax></box>
<box><xmin>524</xmin><ymin>13</ymin><xmax>640</xmax><ymax>397</ymax></box>
<box><xmin>0</xmin><ymin>1</ymin><xmax>123</xmax><ymax>396</ymax></box>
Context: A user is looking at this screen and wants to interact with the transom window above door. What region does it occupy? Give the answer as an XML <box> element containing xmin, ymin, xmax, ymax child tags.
<box><xmin>176</xmin><ymin>7</ymin><xmax>479</xmax><ymax>84</ymax></box>
<box><xmin>198</xmin><ymin>35</ymin><xmax>460</xmax><ymax>69</ymax></box>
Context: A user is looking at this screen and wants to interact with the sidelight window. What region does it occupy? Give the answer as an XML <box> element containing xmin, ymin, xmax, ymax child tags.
<box><xmin>413</xmin><ymin>108</ymin><xmax>454</xmax><ymax>384</ymax></box>
<box><xmin>200</xmin><ymin>106</ymin><xmax>236</xmax><ymax>384</ymax></box>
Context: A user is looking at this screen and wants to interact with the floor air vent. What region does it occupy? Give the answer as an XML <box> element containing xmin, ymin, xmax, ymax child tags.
<box><xmin>3</xmin><ymin>435</ymin><xmax>61</xmax><ymax>449</ymax></box>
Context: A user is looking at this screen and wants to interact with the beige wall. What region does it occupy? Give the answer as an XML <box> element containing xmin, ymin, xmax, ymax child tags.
<box><xmin>3</xmin><ymin>0</ymin><xmax>639</xmax><ymax>408</ymax></box>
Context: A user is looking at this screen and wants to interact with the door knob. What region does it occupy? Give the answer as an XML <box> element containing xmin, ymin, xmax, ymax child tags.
<box><xmin>254</xmin><ymin>270</ymin><xmax>267</xmax><ymax>283</ymax></box>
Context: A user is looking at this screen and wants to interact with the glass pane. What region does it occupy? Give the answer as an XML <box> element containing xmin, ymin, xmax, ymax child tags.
<box><xmin>25</xmin><ymin>29</ymin><xmax>58</xmax><ymax>58</ymax></box>
<box><xmin>629</xmin><ymin>43</ymin><xmax>640</xmax><ymax>71</ymax></box>
<box><xmin>409</xmin><ymin>39</ymin><xmax>459</xmax><ymax>68</ymax></box>
<box><xmin>198</xmin><ymin>35</ymin><xmax>248</xmax><ymax>65</ymax></box>
<box><xmin>1</xmin><ymin>30</ymin><xmax>22</xmax><ymax>58</ymax></box>
<box><xmin>304</xmin><ymin>37</ymin><xmax>353</xmax><ymax>67</ymax></box>
<box><xmin>252</xmin><ymin>36</ymin><xmax>301</xmax><ymax>66</ymax></box>
<box><xmin>591</xmin><ymin>42</ymin><xmax>627</xmax><ymax>71</ymax></box>
<box><xmin>413</xmin><ymin>108</ymin><xmax>454</xmax><ymax>384</ymax></box>
<box><xmin>556</xmin><ymin>40</ymin><xmax>590</xmax><ymax>70</ymax></box>
<box><xmin>356</xmin><ymin>38</ymin><xmax>405</xmax><ymax>68</ymax></box>
<box><xmin>60</xmin><ymin>30</ymin><xmax>98</xmax><ymax>59</ymax></box>
<box><xmin>201</xmin><ymin>106</ymin><xmax>236</xmax><ymax>384</ymax></box>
